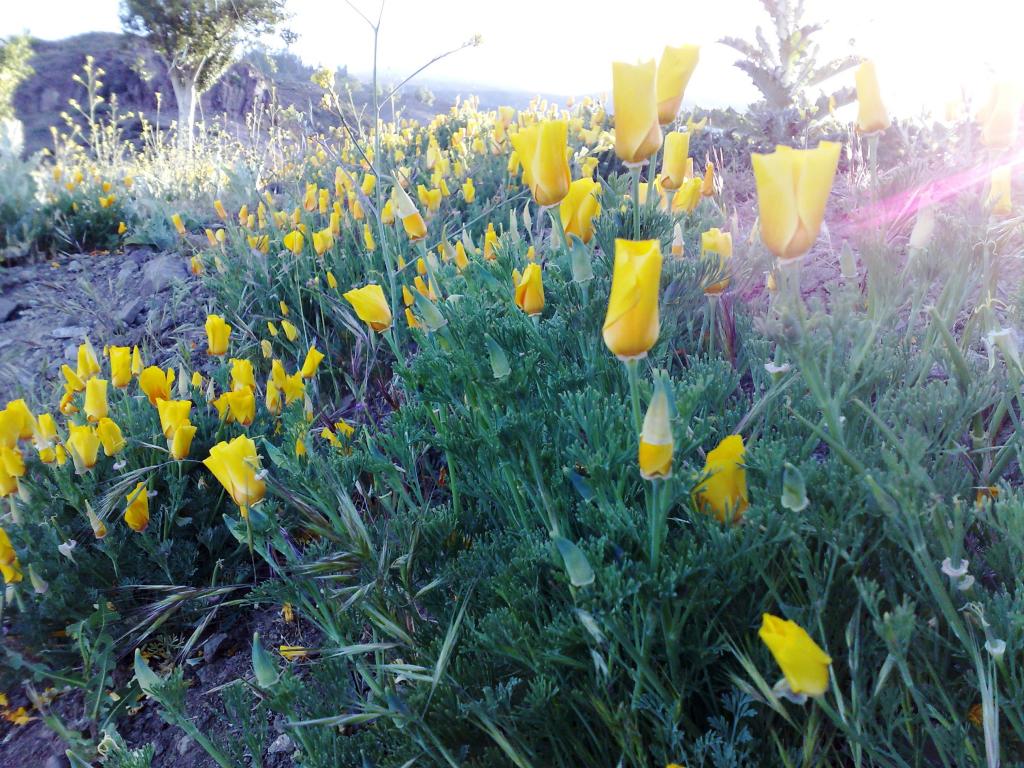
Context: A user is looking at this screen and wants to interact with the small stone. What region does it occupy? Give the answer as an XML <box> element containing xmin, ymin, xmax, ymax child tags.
<box><xmin>176</xmin><ymin>735</ymin><xmax>194</xmax><ymax>755</ymax></box>
<box><xmin>44</xmin><ymin>756</ymin><xmax>67</xmax><ymax>768</ymax></box>
<box><xmin>115</xmin><ymin>297</ymin><xmax>146</xmax><ymax>326</ymax></box>
<box><xmin>0</xmin><ymin>297</ymin><xmax>19</xmax><ymax>322</ymax></box>
<box><xmin>202</xmin><ymin>631</ymin><xmax>229</xmax><ymax>662</ymax></box>
<box><xmin>50</xmin><ymin>325</ymin><xmax>89</xmax><ymax>339</ymax></box>
<box><xmin>66</xmin><ymin>260</ymin><xmax>83</xmax><ymax>272</ymax></box>
<box><xmin>141</xmin><ymin>254</ymin><xmax>188</xmax><ymax>292</ymax></box>
<box><xmin>269</xmin><ymin>734</ymin><xmax>293</xmax><ymax>754</ymax></box>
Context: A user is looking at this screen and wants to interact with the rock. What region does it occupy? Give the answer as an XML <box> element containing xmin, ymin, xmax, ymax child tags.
<box><xmin>44</xmin><ymin>756</ymin><xmax>68</xmax><ymax>768</ymax></box>
<box><xmin>115</xmin><ymin>297</ymin><xmax>146</xmax><ymax>326</ymax></box>
<box><xmin>269</xmin><ymin>734</ymin><xmax>294</xmax><ymax>754</ymax></box>
<box><xmin>66</xmin><ymin>260</ymin><xmax>83</xmax><ymax>272</ymax></box>
<box><xmin>116</xmin><ymin>261</ymin><xmax>139</xmax><ymax>283</ymax></box>
<box><xmin>202</xmin><ymin>631</ymin><xmax>229</xmax><ymax>662</ymax></box>
<box><xmin>50</xmin><ymin>325</ymin><xmax>89</xmax><ymax>339</ymax></box>
<box><xmin>176</xmin><ymin>735</ymin><xmax>194</xmax><ymax>755</ymax></box>
<box><xmin>141</xmin><ymin>254</ymin><xmax>188</xmax><ymax>292</ymax></box>
<box><xmin>0</xmin><ymin>297</ymin><xmax>19</xmax><ymax>322</ymax></box>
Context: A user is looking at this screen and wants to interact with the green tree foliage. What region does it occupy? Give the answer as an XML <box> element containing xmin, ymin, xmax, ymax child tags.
<box><xmin>720</xmin><ymin>0</ymin><xmax>859</xmax><ymax>113</ymax></box>
<box><xmin>0</xmin><ymin>34</ymin><xmax>34</xmax><ymax>123</ymax></box>
<box><xmin>119</xmin><ymin>0</ymin><xmax>288</xmax><ymax>147</ymax></box>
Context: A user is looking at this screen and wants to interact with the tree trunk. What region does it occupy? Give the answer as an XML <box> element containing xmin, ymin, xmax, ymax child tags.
<box><xmin>169</xmin><ymin>72</ymin><xmax>198</xmax><ymax>150</ymax></box>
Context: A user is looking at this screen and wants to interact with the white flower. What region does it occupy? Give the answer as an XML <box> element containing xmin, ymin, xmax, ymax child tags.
<box><xmin>941</xmin><ymin>557</ymin><xmax>969</xmax><ymax>578</ymax></box>
<box><xmin>58</xmin><ymin>539</ymin><xmax>77</xmax><ymax>560</ymax></box>
<box><xmin>985</xmin><ymin>638</ymin><xmax>1006</xmax><ymax>660</ymax></box>
<box><xmin>764</xmin><ymin>362</ymin><xmax>792</xmax><ymax>375</ymax></box>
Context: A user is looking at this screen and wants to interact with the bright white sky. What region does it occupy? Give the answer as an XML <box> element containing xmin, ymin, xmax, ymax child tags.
<box><xmin>2</xmin><ymin>0</ymin><xmax>1020</xmax><ymax>115</ymax></box>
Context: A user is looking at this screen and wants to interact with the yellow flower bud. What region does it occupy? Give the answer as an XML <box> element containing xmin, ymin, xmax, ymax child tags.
<box><xmin>758</xmin><ymin>613</ymin><xmax>832</xmax><ymax>697</ymax></box>
<box><xmin>559</xmin><ymin>178</ymin><xmax>601</xmax><ymax>244</ymax></box>
<box><xmin>855</xmin><ymin>60</ymin><xmax>890</xmax><ymax>133</ymax></box>
<box><xmin>205</xmin><ymin>314</ymin><xmax>232</xmax><ymax>356</ymax></box>
<box><xmin>125</xmin><ymin>482</ymin><xmax>150</xmax><ymax>533</ymax></box>
<box><xmin>693</xmin><ymin>434</ymin><xmax>748</xmax><ymax>523</ymax></box>
<box><xmin>613</xmin><ymin>60</ymin><xmax>662</xmax><ymax>165</ymax></box>
<box><xmin>656</xmin><ymin>44</ymin><xmax>700</xmax><ymax>125</ymax></box>
<box><xmin>343</xmin><ymin>284</ymin><xmax>392</xmax><ymax>332</ymax></box>
<box><xmin>752</xmin><ymin>142</ymin><xmax>840</xmax><ymax>261</ymax></box>
<box><xmin>602</xmin><ymin>239</ymin><xmax>662</xmax><ymax>360</ymax></box>
<box><xmin>514</xmin><ymin>263</ymin><xmax>545</xmax><ymax>316</ymax></box>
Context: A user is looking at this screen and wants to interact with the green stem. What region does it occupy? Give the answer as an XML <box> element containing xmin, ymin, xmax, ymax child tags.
<box><xmin>629</xmin><ymin>164</ymin><xmax>643</xmax><ymax>241</ymax></box>
<box><xmin>547</xmin><ymin>206</ymin><xmax>571</xmax><ymax>253</ymax></box>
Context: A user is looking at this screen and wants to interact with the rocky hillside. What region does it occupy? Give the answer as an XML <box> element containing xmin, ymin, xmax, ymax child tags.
<box><xmin>11</xmin><ymin>32</ymin><xmax>552</xmax><ymax>156</ymax></box>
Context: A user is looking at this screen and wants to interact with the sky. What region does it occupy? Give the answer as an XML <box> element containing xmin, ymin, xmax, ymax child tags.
<box><xmin>2</xmin><ymin>0</ymin><xmax>1021</xmax><ymax>116</ymax></box>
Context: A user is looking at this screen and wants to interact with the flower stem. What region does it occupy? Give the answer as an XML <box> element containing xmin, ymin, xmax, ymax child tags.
<box><xmin>630</xmin><ymin>164</ymin><xmax>643</xmax><ymax>241</ymax></box>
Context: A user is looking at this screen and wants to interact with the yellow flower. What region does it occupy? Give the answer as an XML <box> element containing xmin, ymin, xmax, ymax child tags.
<box><xmin>701</xmin><ymin>228</ymin><xmax>733</xmax><ymax>295</ymax></box>
<box><xmin>454</xmin><ymin>241</ymin><xmax>469</xmax><ymax>271</ymax></box>
<box><xmin>312</xmin><ymin>228</ymin><xmax>333</xmax><ymax>256</ymax></box>
<box><xmin>602</xmin><ymin>239</ymin><xmax>662</xmax><ymax>360</ymax></box>
<box><xmin>170</xmin><ymin>422</ymin><xmax>197</xmax><ymax>460</ymax></box>
<box><xmin>96</xmin><ymin>417</ymin><xmax>126</xmax><ymax>456</ymax></box>
<box><xmin>990</xmin><ymin>165</ymin><xmax>1012</xmax><ymax>216</ymax></box>
<box><xmin>343</xmin><ymin>284</ymin><xmax>393</xmax><ymax>332</ymax></box>
<box><xmin>462</xmin><ymin>177</ymin><xmax>476</xmax><ymax>203</ymax></box>
<box><xmin>108</xmin><ymin>346</ymin><xmax>131</xmax><ymax>388</ymax></box>
<box><xmin>752</xmin><ymin>142</ymin><xmax>841</xmax><ymax>261</ymax></box>
<box><xmin>484</xmin><ymin>222</ymin><xmax>499</xmax><ymax>260</ymax></box>
<box><xmin>230</xmin><ymin>358</ymin><xmax>256</xmax><ymax>392</ymax></box>
<box><xmin>326</xmin><ymin>271</ymin><xmax>338</xmax><ymax>290</ymax></box>
<box><xmin>222</xmin><ymin>386</ymin><xmax>256</xmax><ymax>426</ymax></box>
<box><xmin>612</xmin><ymin>60</ymin><xmax>662</xmax><ymax>165</ymax></box>
<box><xmin>514</xmin><ymin>263</ymin><xmax>545</xmax><ymax>316</ymax></box>
<box><xmin>281</xmin><ymin>319</ymin><xmax>299</xmax><ymax>342</ymax></box>
<box><xmin>510</xmin><ymin>119</ymin><xmax>572</xmax><ymax>206</ymax></box>
<box><xmin>67</xmin><ymin>424</ymin><xmax>101</xmax><ymax>471</ymax></box>
<box><xmin>758</xmin><ymin>613</ymin><xmax>832</xmax><ymax>697</ymax></box>
<box><xmin>392</xmin><ymin>184</ymin><xmax>428</xmax><ymax>241</ymax></box>
<box><xmin>855</xmin><ymin>60</ymin><xmax>890</xmax><ymax>133</ymax></box>
<box><xmin>139</xmin><ymin>366</ymin><xmax>175</xmax><ymax>406</ymax></box>
<box><xmin>701</xmin><ymin>162</ymin><xmax>715</xmax><ymax>197</ymax></box>
<box><xmin>672</xmin><ymin>177</ymin><xmax>703</xmax><ymax>213</ymax></box>
<box><xmin>117</xmin><ymin>221</ymin><xmax>127</xmax><ymax>235</ymax></box>
<box><xmin>1</xmin><ymin>525</ymin><xmax>23</xmax><ymax>584</ymax></box>
<box><xmin>978</xmin><ymin>81</ymin><xmax>1020</xmax><ymax>149</ymax></box>
<box><xmin>294</xmin><ymin>438</ymin><xmax>306</xmax><ymax>458</ymax></box>
<box><xmin>694</xmin><ymin>434</ymin><xmax>748</xmax><ymax>523</ymax></box>
<box><xmin>203</xmin><ymin>435</ymin><xmax>267</xmax><ymax>514</ymax></box>
<box><xmin>301</xmin><ymin>345</ymin><xmax>325</xmax><ymax>378</ymax></box>
<box><xmin>639</xmin><ymin>372</ymin><xmax>674</xmax><ymax>479</ymax></box>
<box><xmin>125</xmin><ymin>482</ymin><xmax>150</xmax><ymax>533</ymax></box>
<box><xmin>156</xmin><ymin>399</ymin><xmax>192</xmax><ymax>439</ymax></box>
<box><xmin>83</xmin><ymin>378</ymin><xmax>108</xmax><ymax>423</ymax></box>
<box><xmin>77</xmin><ymin>340</ymin><xmax>101</xmax><ymax>381</ymax></box>
<box><xmin>171</xmin><ymin>213</ymin><xmax>186</xmax><ymax>236</ymax></box>
<box><xmin>248</xmin><ymin>234</ymin><xmax>270</xmax><ymax>253</ymax></box>
<box><xmin>303</xmin><ymin>182</ymin><xmax>317</xmax><ymax>212</ymax></box>
<box><xmin>283</xmin><ymin>230</ymin><xmax>304</xmax><ymax>255</ymax></box>
<box><xmin>5</xmin><ymin>399</ymin><xmax>34</xmax><ymax>441</ymax></box>
<box><xmin>660</xmin><ymin>131</ymin><xmax>691</xmax><ymax>190</ymax></box>
<box><xmin>214</xmin><ymin>199</ymin><xmax>228</xmax><ymax>221</ymax></box>
<box><xmin>363</xmin><ymin>223</ymin><xmax>376</xmax><ymax>251</ymax></box>
<box><xmin>131</xmin><ymin>346</ymin><xmax>144</xmax><ymax>376</ymax></box>
<box><xmin>98</xmin><ymin>194</ymin><xmax>116</xmax><ymax>208</ymax></box>
<box><xmin>405</xmin><ymin>307</ymin><xmax>420</xmax><ymax>329</ymax></box>
<box><xmin>656</xmin><ymin>44</ymin><xmax>700</xmax><ymax>125</ymax></box>
<box><xmin>559</xmin><ymin>178</ymin><xmax>601</xmax><ymax>244</ymax></box>
<box><xmin>205</xmin><ymin>314</ymin><xmax>232</xmax><ymax>356</ymax></box>
<box><xmin>191</xmin><ymin>371</ymin><xmax>203</xmax><ymax>388</ymax></box>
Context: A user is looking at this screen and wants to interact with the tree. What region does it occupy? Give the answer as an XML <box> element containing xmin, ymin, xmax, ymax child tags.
<box><xmin>720</xmin><ymin>0</ymin><xmax>859</xmax><ymax>114</ymax></box>
<box><xmin>0</xmin><ymin>34</ymin><xmax>35</xmax><ymax>123</ymax></box>
<box><xmin>120</xmin><ymin>0</ymin><xmax>287</xmax><ymax>148</ymax></box>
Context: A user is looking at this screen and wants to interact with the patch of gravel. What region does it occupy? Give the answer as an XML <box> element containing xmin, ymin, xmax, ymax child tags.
<box><xmin>0</xmin><ymin>248</ymin><xmax>210</xmax><ymax>406</ymax></box>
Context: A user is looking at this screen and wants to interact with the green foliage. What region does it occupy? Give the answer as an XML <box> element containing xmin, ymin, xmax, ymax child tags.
<box><xmin>0</xmin><ymin>34</ymin><xmax>34</xmax><ymax>122</ymax></box>
<box><xmin>120</xmin><ymin>0</ymin><xmax>288</xmax><ymax>93</ymax></box>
